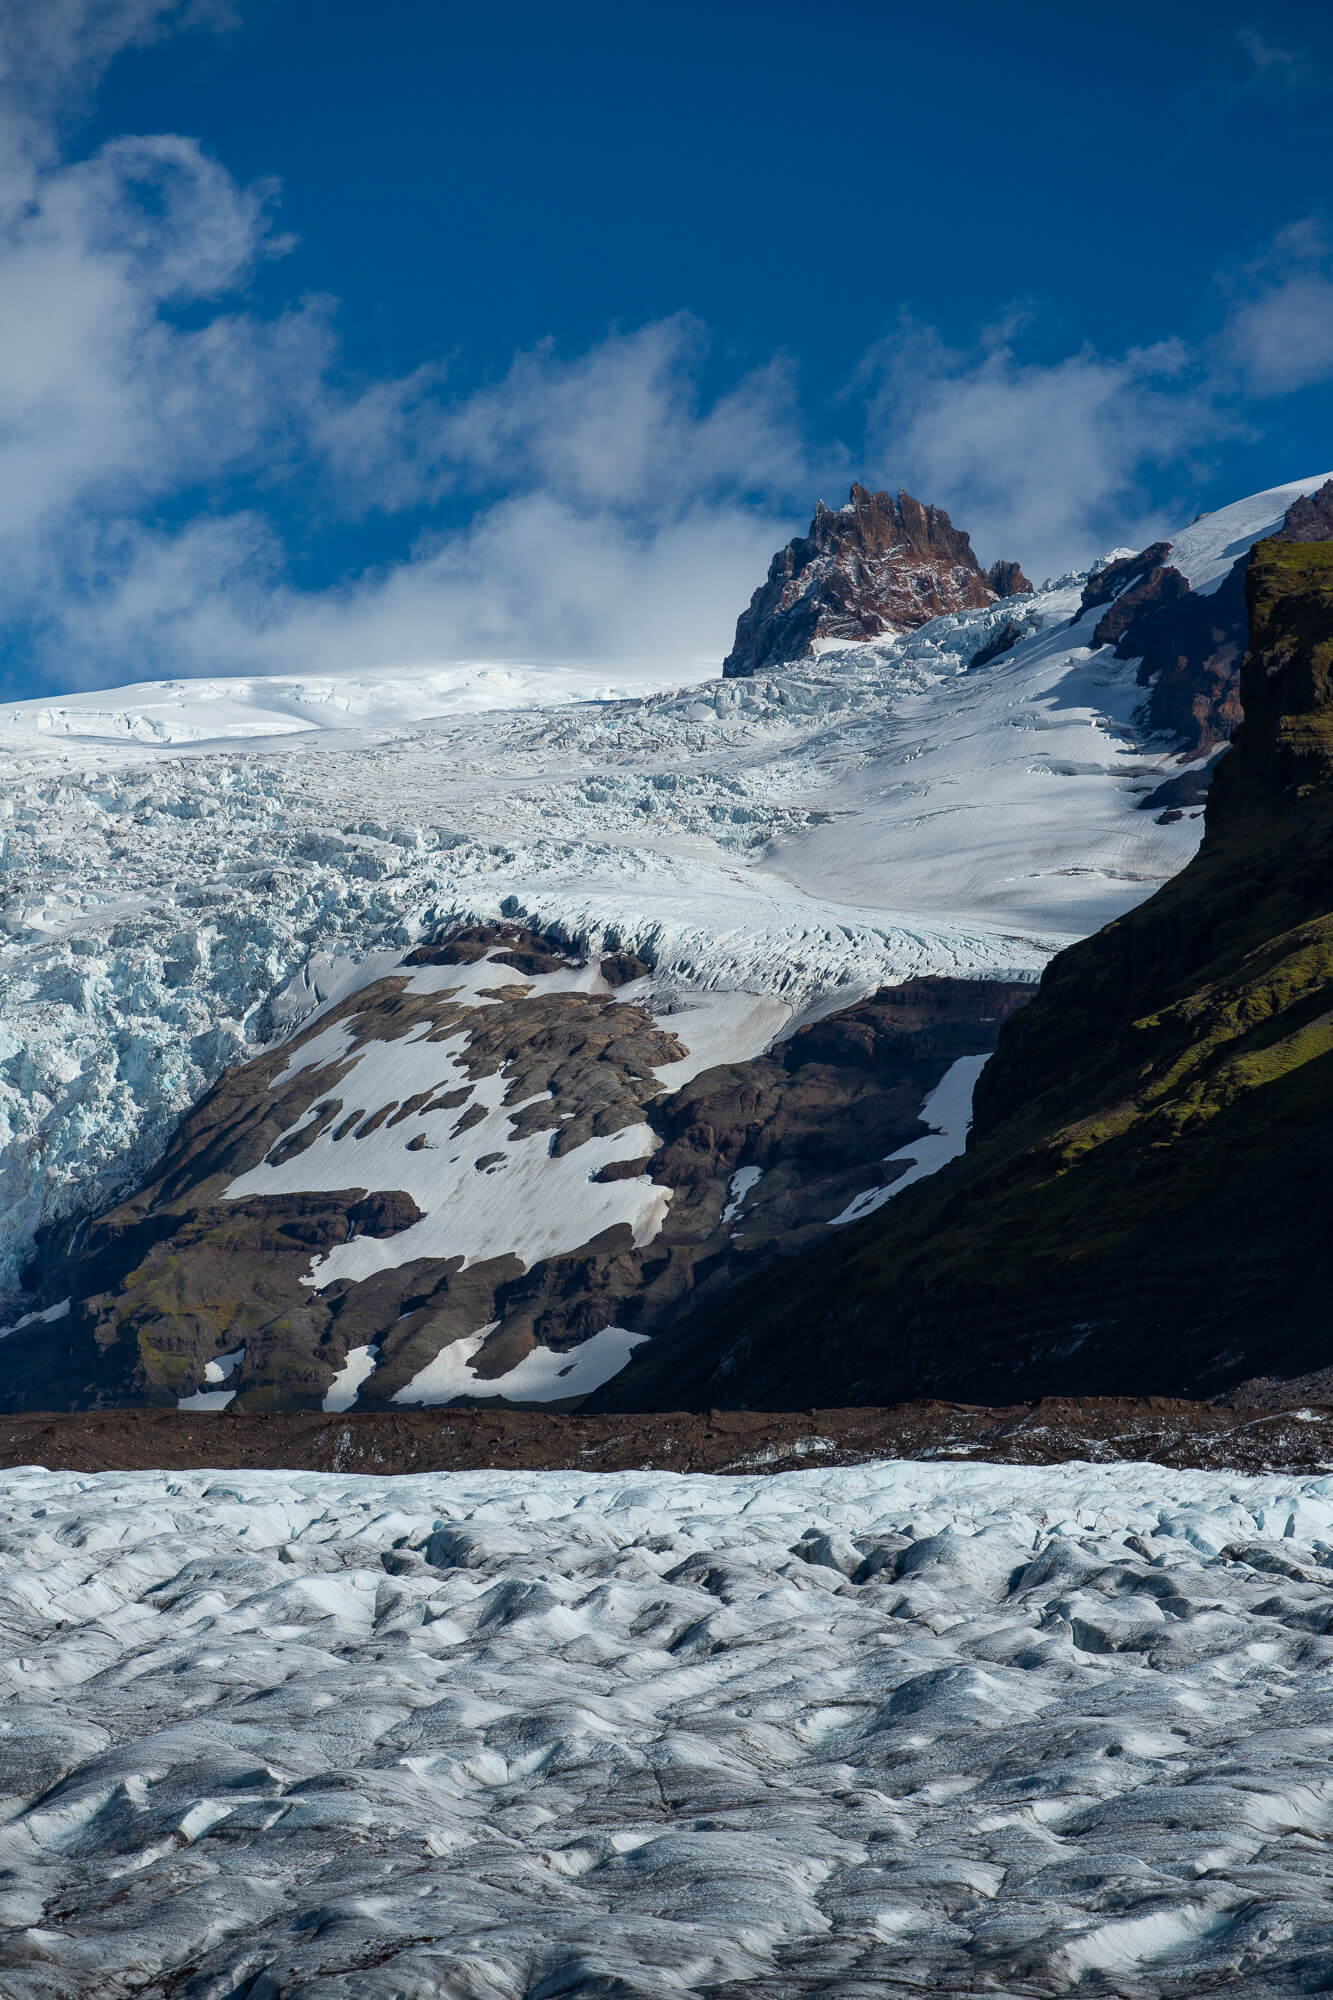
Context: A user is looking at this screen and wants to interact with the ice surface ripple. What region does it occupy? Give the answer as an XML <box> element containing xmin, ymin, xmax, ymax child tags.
<box><xmin>3</xmin><ymin>1458</ymin><xmax>1333</xmax><ymax>1996</ymax></box>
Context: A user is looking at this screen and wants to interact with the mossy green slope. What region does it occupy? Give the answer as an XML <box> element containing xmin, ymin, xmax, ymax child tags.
<box><xmin>606</xmin><ymin>535</ymin><xmax>1333</xmax><ymax>1411</ymax></box>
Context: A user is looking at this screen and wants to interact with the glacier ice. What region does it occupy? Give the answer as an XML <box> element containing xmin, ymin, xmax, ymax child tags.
<box><xmin>3</xmin><ymin>1457</ymin><xmax>1333</xmax><ymax>1994</ymax></box>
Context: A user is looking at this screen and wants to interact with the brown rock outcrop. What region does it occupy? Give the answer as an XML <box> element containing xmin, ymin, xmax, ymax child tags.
<box><xmin>723</xmin><ymin>485</ymin><xmax>1031</xmax><ymax>677</ymax></box>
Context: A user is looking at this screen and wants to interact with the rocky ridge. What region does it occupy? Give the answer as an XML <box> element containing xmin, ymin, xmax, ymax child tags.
<box><xmin>722</xmin><ymin>484</ymin><xmax>1032</xmax><ymax>676</ymax></box>
<box><xmin>0</xmin><ymin>925</ymin><xmax>1027</xmax><ymax>1412</ymax></box>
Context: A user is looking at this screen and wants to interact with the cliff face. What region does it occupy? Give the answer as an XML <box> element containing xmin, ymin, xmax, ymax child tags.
<box><xmin>603</xmin><ymin>513</ymin><xmax>1333</xmax><ymax>1412</ymax></box>
<box><xmin>1073</xmin><ymin>541</ymin><xmax>1247</xmax><ymax>759</ymax></box>
<box><xmin>722</xmin><ymin>485</ymin><xmax>1032</xmax><ymax>677</ymax></box>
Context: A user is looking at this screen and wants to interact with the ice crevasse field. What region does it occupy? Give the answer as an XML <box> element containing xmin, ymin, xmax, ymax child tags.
<box><xmin>3</xmin><ymin>1458</ymin><xmax>1333</xmax><ymax>1996</ymax></box>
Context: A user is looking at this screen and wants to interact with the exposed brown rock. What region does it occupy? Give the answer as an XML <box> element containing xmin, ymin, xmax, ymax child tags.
<box><xmin>723</xmin><ymin>485</ymin><xmax>1028</xmax><ymax>676</ymax></box>
<box><xmin>985</xmin><ymin>557</ymin><xmax>1034</xmax><ymax>598</ymax></box>
<box><xmin>600</xmin><ymin>951</ymin><xmax>652</xmax><ymax>987</ymax></box>
<box><xmin>1277</xmin><ymin>476</ymin><xmax>1333</xmax><ymax>544</ymax></box>
<box><xmin>1</xmin><ymin>1397</ymin><xmax>1330</xmax><ymax>1479</ymax></box>
<box><xmin>0</xmin><ymin>931</ymin><xmax>1030</xmax><ymax>1416</ymax></box>
<box><xmin>1075</xmin><ymin>542</ymin><xmax>1174</xmax><ymax>619</ymax></box>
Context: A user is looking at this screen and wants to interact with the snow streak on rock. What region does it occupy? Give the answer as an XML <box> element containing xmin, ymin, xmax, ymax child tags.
<box><xmin>3</xmin><ymin>1459</ymin><xmax>1333</xmax><ymax>1996</ymax></box>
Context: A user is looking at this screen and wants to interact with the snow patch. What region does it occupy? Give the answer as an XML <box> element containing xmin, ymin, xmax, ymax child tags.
<box><xmin>830</xmin><ymin>1051</ymin><xmax>987</xmax><ymax>1224</ymax></box>
<box><xmin>721</xmin><ymin>1165</ymin><xmax>763</xmax><ymax>1226</ymax></box>
<box><xmin>322</xmin><ymin>1343</ymin><xmax>380</xmax><ymax>1412</ymax></box>
<box><xmin>391</xmin><ymin>1323</ymin><xmax>648</xmax><ymax>1405</ymax></box>
<box><xmin>225</xmin><ymin>1019</ymin><xmax>669</xmax><ymax>1285</ymax></box>
<box><xmin>0</xmin><ymin>1297</ymin><xmax>69</xmax><ymax>1341</ymax></box>
<box><xmin>177</xmin><ymin>1345</ymin><xmax>244</xmax><ymax>1410</ymax></box>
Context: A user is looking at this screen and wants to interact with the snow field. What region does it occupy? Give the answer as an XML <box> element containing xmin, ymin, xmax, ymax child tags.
<box><xmin>3</xmin><ymin>1459</ymin><xmax>1333</xmax><ymax>1996</ymax></box>
<box><xmin>223</xmin><ymin>954</ymin><xmax>796</xmax><ymax>1320</ymax></box>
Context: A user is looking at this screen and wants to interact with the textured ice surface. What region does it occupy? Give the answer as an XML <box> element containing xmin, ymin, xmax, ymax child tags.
<box><xmin>4</xmin><ymin>1458</ymin><xmax>1333</xmax><ymax>1996</ymax></box>
<box><xmin>2</xmin><ymin>478</ymin><xmax>1316</xmax><ymax>1307</ymax></box>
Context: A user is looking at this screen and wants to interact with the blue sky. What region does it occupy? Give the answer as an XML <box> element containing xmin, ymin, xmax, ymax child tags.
<box><xmin>3</xmin><ymin>0</ymin><xmax>1333</xmax><ymax>695</ymax></box>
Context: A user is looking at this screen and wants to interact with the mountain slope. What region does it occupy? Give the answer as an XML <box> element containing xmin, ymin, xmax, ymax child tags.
<box><xmin>603</xmin><ymin>502</ymin><xmax>1333</xmax><ymax>1410</ymax></box>
<box><xmin>0</xmin><ymin>934</ymin><xmax>1028</xmax><ymax>1412</ymax></box>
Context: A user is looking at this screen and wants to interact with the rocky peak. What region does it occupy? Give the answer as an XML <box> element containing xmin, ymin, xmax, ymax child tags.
<box><xmin>722</xmin><ymin>485</ymin><xmax>1032</xmax><ymax>678</ymax></box>
<box><xmin>1277</xmin><ymin>477</ymin><xmax>1333</xmax><ymax>545</ymax></box>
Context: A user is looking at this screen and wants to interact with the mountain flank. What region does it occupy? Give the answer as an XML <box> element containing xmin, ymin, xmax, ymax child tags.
<box><xmin>603</xmin><ymin>496</ymin><xmax>1333</xmax><ymax>1410</ymax></box>
<box><xmin>0</xmin><ymin>938</ymin><xmax>1028</xmax><ymax>1413</ymax></box>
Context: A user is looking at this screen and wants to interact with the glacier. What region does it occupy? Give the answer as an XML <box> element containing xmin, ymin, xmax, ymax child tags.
<box><xmin>0</xmin><ymin>473</ymin><xmax>1324</xmax><ymax>1313</ymax></box>
<box><xmin>3</xmin><ymin>1457</ymin><xmax>1333</xmax><ymax>1995</ymax></box>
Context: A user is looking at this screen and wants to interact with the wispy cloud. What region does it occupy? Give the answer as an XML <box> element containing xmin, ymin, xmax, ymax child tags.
<box><xmin>1234</xmin><ymin>26</ymin><xmax>1308</xmax><ymax>80</ymax></box>
<box><xmin>1219</xmin><ymin>221</ymin><xmax>1333</xmax><ymax>395</ymax></box>
<box><xmin>854</xmin><ymin>210</ymin><xmax>1333</xmax><ymax>583</ymax></box>
<box><xmin>857</xmin><ymin>320</ymin><xmax>1222</xmax><ymax>580</ymax></box>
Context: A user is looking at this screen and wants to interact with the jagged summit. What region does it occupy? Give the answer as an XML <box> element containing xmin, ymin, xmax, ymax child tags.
<box><xmin>722</xmin><ymin>483</ymin><xmax>1032</xmax><ymax>677</ymax></box>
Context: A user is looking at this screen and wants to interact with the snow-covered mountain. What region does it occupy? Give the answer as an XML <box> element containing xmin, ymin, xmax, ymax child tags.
<box><xmin>0</xmin><ymin>472</ymin><xmax>1327</xmax><ymax>1411</ymax></box>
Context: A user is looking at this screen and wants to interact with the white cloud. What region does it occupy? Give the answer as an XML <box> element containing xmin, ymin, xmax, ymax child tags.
<box><xmin>0</xmin><ymin>135</ymin><xmax>295</xmax><ymax>542</ymax></box>
<box><xmin>0</xmin><ymin>3</ymin><xmax>808</xmax><ymax>690</ymax></box>
<box><xmin>1220</xmin><ymin>223</ymin><xmax>1333</xmax><ymax>395</ymax></box>
<box><xmin>38</xmin><ymin>491</ymin><xmax>798</xmax><ymax>683</ymax></box>
<box><xmin>858</xmin><ymin>320</ymin><xmax>1221</xmax><ymax>580</ymax></box>
<box><xmin>434</xmin><ymin>321</ymin><xmax>802</xmax><ymax>512</ymax></box>
<box><xmin>856</xmin><ymin>215</ymin><xmax>1333</xmax><ymax>583</ymax></box>
<box><xmin>0</xmin><ymin>0</ymin><xmax>234</xmax><ymax>110</ymax></box>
